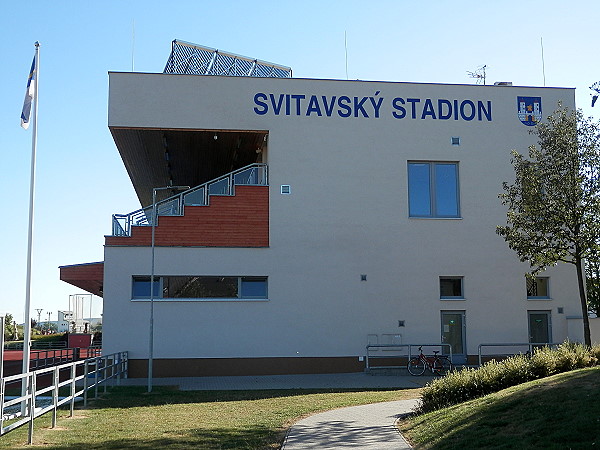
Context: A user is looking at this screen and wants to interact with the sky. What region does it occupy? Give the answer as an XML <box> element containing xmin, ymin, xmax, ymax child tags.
<box><xmin>1</xmin><ymin>0</ymin><xmax>599</xmax><ymax>324</ymax></box>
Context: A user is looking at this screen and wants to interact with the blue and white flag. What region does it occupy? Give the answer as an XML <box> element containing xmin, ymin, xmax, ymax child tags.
<box><xmin>21</xmin><ymin>54</ymin><xmax>37</xmax><ymax>129</ymax></box>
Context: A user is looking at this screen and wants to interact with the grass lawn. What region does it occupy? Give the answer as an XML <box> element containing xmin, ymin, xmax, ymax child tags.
<box><xmin>0</xmin><ymin>386</ymin><xmax>420</xmax><ymax>449</ymax></box>
<box><xmin>398</xmin><ymin>366</ymin><xmax>600</xmax><ymax>449</ymax></box>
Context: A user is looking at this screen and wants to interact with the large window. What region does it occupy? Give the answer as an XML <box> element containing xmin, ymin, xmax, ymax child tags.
<box><xmin>408</xmin><ymin>162</ymin><xmax>460</xmax><ymax>218</ymax></box>
<box><xmin>526</xmin><ymin>277</ymin><xmax>550</xmax><ymax>299</ymax></box>
<box><xmin>440</xmin><ymin>277</ymin><xmax>464</xmax><ymax>299</ymax></box>
<box><xmin>132</xmin><ymin>276</ymin><xmax>268</xmax><ymax>300</ymax></box>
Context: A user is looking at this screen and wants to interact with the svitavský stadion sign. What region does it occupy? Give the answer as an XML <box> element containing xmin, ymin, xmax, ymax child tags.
<box><xmin>253</xmin><ymin>92</ymin><xmax>494</xmax><ymax>121</ymax></box>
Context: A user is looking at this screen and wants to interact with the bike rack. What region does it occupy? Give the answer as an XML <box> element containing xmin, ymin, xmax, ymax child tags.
<box><xmin>365</xmin><ymin>343</ymin><xmax>453</xmax><ymax>371</ymax></box>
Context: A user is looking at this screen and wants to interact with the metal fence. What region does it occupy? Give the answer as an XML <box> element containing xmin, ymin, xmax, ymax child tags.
<box><xmin>1</xmin><ymin>351</ymin><xmax>128</xmax><ymax>443</ymax></box>
<box><xmin>477</xmin><ymin>342</ymin><xmax>560</xmax><ymax>366</ymax></box>
<box><xmin>365</xmin><ymin>343</ymin><xmax>453</xmax><ymax>370</ymax></box>
<box><xmin>4</xmin><ymin>341</ymin><xmax>67</xmax><ymax>350</ymax></box>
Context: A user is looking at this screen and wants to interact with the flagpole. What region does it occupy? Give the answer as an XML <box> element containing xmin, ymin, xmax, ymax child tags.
<box><xmin>22</xmin><ymin>41</ymin><xmax>40</xmax><ymax>396</ymax></box>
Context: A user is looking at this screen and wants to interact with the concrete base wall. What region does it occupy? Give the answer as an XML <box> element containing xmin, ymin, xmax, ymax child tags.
<box><xmin>128</xmin><ymin>356</ymin><xmax>366</xmax><ymax>378</ymax></box>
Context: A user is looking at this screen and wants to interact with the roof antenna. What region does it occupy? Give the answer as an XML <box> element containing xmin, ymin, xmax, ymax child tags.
<box><xmin>540</xmin><ymin>37</ymin><xmax>546</xmax><ymax>86</ymax></box>
<box><xmin>344</xmin><ymin>31</ymin><xmax>349</xmax><ymax>80</ymax></box>
<box><xmin>131</xmin><ymin>19</ymin><xmax>135</xmax><ymax>72</ymax></box>
<box><xmin>467</xmin><ymin>65</ymin><xmax>487</xmax><ymax>85</ymax></box>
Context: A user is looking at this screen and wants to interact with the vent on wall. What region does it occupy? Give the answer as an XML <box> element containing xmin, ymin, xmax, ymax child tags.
<box><xmin>281</xmin><ymin>185</ymin><xmax>291</xmax><ymax>194</ymax></box>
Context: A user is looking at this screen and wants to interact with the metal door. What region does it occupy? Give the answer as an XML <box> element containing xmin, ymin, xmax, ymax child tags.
<box><xmin>528</xmin><ymin>311</ymin><xmax>551</xmax><ymax>344</ymax></box>
<box><xmin>441</xmin><ymin>311</ymin><xmax>466</xmax><ymax>364</ymax></box>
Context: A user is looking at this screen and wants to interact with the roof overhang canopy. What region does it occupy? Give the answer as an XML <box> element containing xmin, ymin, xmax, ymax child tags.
<box><xmin>109</xmin><ymin>128</ymin><xmax>268</xmax><ymax>207</ymax></box>
<box><xmin>59</xmin><ymin>262</ymin><xmax>104</xmax><ymax>297</ymax></box>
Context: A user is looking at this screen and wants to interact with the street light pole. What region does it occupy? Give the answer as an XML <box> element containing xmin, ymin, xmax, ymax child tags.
<box><xmin>35</xmin><ymin>308</ymin><xmax>43</xmax><ymax>327</ymax></box>
<box><xmin>148</xmin><ymin>185</ymin><xmax>189</xmax><ymax>393</ymax></box>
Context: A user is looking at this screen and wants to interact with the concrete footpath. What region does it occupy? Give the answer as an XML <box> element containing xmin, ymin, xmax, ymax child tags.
<box><xmin>121</xmin><ymin>372</ymin><xmax>430</xmax><ymax>449</ymax></box>
<box><xmin>282</xmin><ymin>399</ymin><xmax>420</xmax><ymax>449</ymax></box>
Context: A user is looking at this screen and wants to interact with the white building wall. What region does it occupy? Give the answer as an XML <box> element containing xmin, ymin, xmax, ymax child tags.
<box><xmin>104</xmin><ymin>73</ymin><xmax>580</xmax><ymax>362</ymax></box>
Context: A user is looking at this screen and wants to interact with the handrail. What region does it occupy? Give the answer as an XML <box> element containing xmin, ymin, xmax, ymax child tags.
<box><xmin>112</xmin><ymin>163</ymin><xmax>268</xmax><ymax>237</ymax></box>
<box><xmin>1</xmin><ymin>351</ymin><xmax>128</xmax><ymax>442</ymax></box>
<box><xmin>477</xmin><ymin>342</ymin><xmax>560</xmax><ymax>366</ymax></box>
<box><xmin>4</xmin><ymin>341</ymin><xmax>67</xmax><ymax>350</ymax></box>
<box><xmin>365</xmin><ymin>343</ymin><xmax>453</xmax><ymax>370</ymax></box>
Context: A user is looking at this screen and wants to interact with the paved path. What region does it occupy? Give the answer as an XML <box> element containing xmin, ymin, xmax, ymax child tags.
<box><xmin>282</xmin><ymin>399</ymin><xmax>419</xmax><ymax>449</ymax></box>
<box><xmin>121</xmin><ymin>372</ymin><xmax>427</xmax><ymax>448</ymax></box>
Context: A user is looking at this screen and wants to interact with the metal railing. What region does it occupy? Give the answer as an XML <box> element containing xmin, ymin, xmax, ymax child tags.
<box><xmin>365</xmin><ymin>343</ymin><xmax>453</xmax><ymax>370</ymax></box>
<box><xmin>478</xmin><ymin>342</ymin><xmax>560</xmax><ymax>367</ymax></box>
<box><xmin>112</xmin><ymin>163</ymin><xmax>268</xmax><ymax>237</ymax></box>
<box><xmin>1</xmin><ymin>351</ymin><xmax>128</xmax><ymax>443</ymax></box>
<box><xmin>4</xmin><ymin>341</ymin><xmax>67</xmax><ymax>350</ymax></box>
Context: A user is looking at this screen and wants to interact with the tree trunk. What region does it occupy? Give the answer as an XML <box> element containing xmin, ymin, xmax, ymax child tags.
<box><xmin>575</xmin><ymin>255</ymin><xmax>592</xmax><ymax>346</ymax></box>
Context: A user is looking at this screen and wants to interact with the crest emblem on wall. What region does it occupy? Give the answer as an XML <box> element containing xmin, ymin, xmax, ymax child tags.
<box><xmin>517</xmin><ymin>96</ymin><xmax>542</xmax><ymax>126</ymax></box>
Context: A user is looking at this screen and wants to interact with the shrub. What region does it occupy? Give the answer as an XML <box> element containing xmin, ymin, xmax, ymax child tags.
<box><xmin>418</xmin><ymin>341</ymin><xmax>600</xmax><ymax>413</ymax></box>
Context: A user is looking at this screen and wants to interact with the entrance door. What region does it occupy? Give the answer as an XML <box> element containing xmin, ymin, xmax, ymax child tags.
<box><xmin>528</xmin><ymin>311</ymin><xmax>551</xmax><ymax>344</ymax></box>
<box><xmin>441</xmin><ymin>311</ymin><xmax>466</xmax><ymax>364</ymax></box>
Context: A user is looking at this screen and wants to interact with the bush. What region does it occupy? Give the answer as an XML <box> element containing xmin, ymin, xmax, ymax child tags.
<box><xmin>418</xmin><ymin>341</ymin><xmax>600</xmax><ymax>413</ymax></box>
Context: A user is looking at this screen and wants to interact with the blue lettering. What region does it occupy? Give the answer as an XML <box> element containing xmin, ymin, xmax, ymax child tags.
<box><xmin>478</xmin><ymin>100</ymin><xmax>492</xmax><ymax>121</ymax></box>
<box><xmin>354</xmin><ymin>97</ymin><xmax>369</xmax><ymax>117</ymax></box>
<box><xmin>254</xmin><ymin>92</ymin><xmax>492</xmax><ymax>122</ymax></box>
<box><xmin>291</xmin><ymin>94</ymin><xmax>305</xmax><ymax>115</ymax></box>
<box><xmin>253</xmin><ymin>93</ymin><xmax>268</xmax><ymax>115</ymax></box>
<box><xmin>369</xmin><ymin>92</ymin><xmax>383</xmax><ymax>118</ymax></box>
<box><xmin>406</xmin><ymin>98</ymin><xmax>420</xmax><ymax>119</ymax></box>
<box><xmin>269</xmin><ymin>93</ymin><xmax>285</xmax><ymax>115</ymax></box>
<box><xmin>392</xmin><ymin>97</ymin><xmax>406</xmax><ymax>119</ymax></box>
<box><xmin>460</xmin><ymin>100</ymin><xmax>476</xmax><ymax>121</ymax></box>
<box><xmin>306</xmin><ymin>95</ymin><xmax>322</xmax><ymax>116</ymax></box>
<box><xmin>421</xmin><ymin>98</ymin><xmax>436</xmax><ymax>119</ymax></box>
<box><xmin>322</xmin><ymin>96</ymin><xmax>336</xmax><ymax>116</ymax></box>
<box><xmin>438</xmin><ymin>99</ymin><xmax>452</xmax><ymax>120</ymax></box>
<box><xmin>337</xmin><ymin>96</ymin><xmax>352</xmax><ymax>117</ymax></box>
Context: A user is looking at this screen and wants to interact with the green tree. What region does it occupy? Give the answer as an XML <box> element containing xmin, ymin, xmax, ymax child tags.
<box><xmin>497</xmin><ymin>106</ymin><xmax>600</xmax><ymax>346</ymax></box>
<box><xmin>4</xmin><ymin>313</ymin><xmax>16</xmax><ymax>341</ymax></box>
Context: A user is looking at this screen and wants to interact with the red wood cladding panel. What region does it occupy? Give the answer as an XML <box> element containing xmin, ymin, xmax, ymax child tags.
<box><xmin>59</xmin><ymin>262</ymin><xmax>104</xmax><ymax>297</ymax></box>
<box><xmin>105</xmin><ymin>186</ymin><xmax>269</xmax><ymax>247</ymax></box>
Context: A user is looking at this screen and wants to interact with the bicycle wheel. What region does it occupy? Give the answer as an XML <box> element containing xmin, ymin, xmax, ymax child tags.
<box><xmin>433</xmin><ymin>357</ymin><xmax>454</xmax><ymax>376</ymax></box>
<box><xmin>407</xmin><ymin>357</ymin><xmax>426</xmax><ymax>376</ymax></box>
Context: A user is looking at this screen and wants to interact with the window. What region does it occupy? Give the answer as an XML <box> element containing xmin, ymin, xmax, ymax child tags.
<box><xmin>408</xmin><ymin>162</ymin><xmax>460</xmax><ymax>217</ymax></box>
<box><xmin>527</xmin><ymin>277</ymin><xmax>549</xmax><ymax>299</ymax></box>
<box><xmin>440</xmin><ymin>277</ymin><xmax>464</xmax><ymax>299</ymax></box>
<box><xmin>132</xmin><ymin>276</ymin><xmax>268</xmax><ymax>300</ymax></box>
<box><xmin>132</xmin><ymin>276</ymin><xmax>160</xmax><ymax>299</ymax></box>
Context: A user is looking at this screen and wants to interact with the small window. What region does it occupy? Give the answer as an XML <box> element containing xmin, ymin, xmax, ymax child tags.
<box><xmin>440</xmin><ymin>277</ymin><xmax>464</xmax><ymax>299</ymax></box>
<box><xmin>527</xmin><ymin>277</ymin><xmax>550</xmax><ymax>299</ymax></box>
<box><xmin>132</xmin><ymin>276</ymin><xmax>160</xmax><ymax>299</ymax></box>
<box><xmin>408</xmin><ymin>162</ymin><xmax>460</xmax><ymax>218</ymax></box>
<box><xmin>240</xmin><ymin>277</ymin><xmax>268</xmax><ymax>298</ymax></box>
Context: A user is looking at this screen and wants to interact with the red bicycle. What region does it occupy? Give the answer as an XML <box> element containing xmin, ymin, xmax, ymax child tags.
<box><xmin>407</xmin><ymin>346</ymin><xmax>454</xmax><ymax>376</ymax></box>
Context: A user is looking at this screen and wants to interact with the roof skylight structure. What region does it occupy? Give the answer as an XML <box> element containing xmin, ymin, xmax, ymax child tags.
<box><xmin>163</xmin><ymin>39</ymin><xmax>292</xmax><ymax>78</ymax></box>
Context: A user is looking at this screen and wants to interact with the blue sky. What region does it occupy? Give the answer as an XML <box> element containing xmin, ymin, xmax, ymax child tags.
<box><xmin>1</xmin><ymin>0</ymin><xmax>599</xmax><ymax>323</ymax></box>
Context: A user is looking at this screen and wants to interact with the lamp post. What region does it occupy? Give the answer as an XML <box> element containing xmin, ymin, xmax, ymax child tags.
<box><xmin>148</xmin><ymin>185</ymin><xmax>189</xmax><ymax>393</ymax></box>
<box><xmin>1</xmin><ymin>315</ymin><xmax>4</xmax><ymax>382</ymax></box>
<box><xmin>35</xmin><ymin>308</ymin><xmax>43</xmax><ymax>328</ymax></box>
